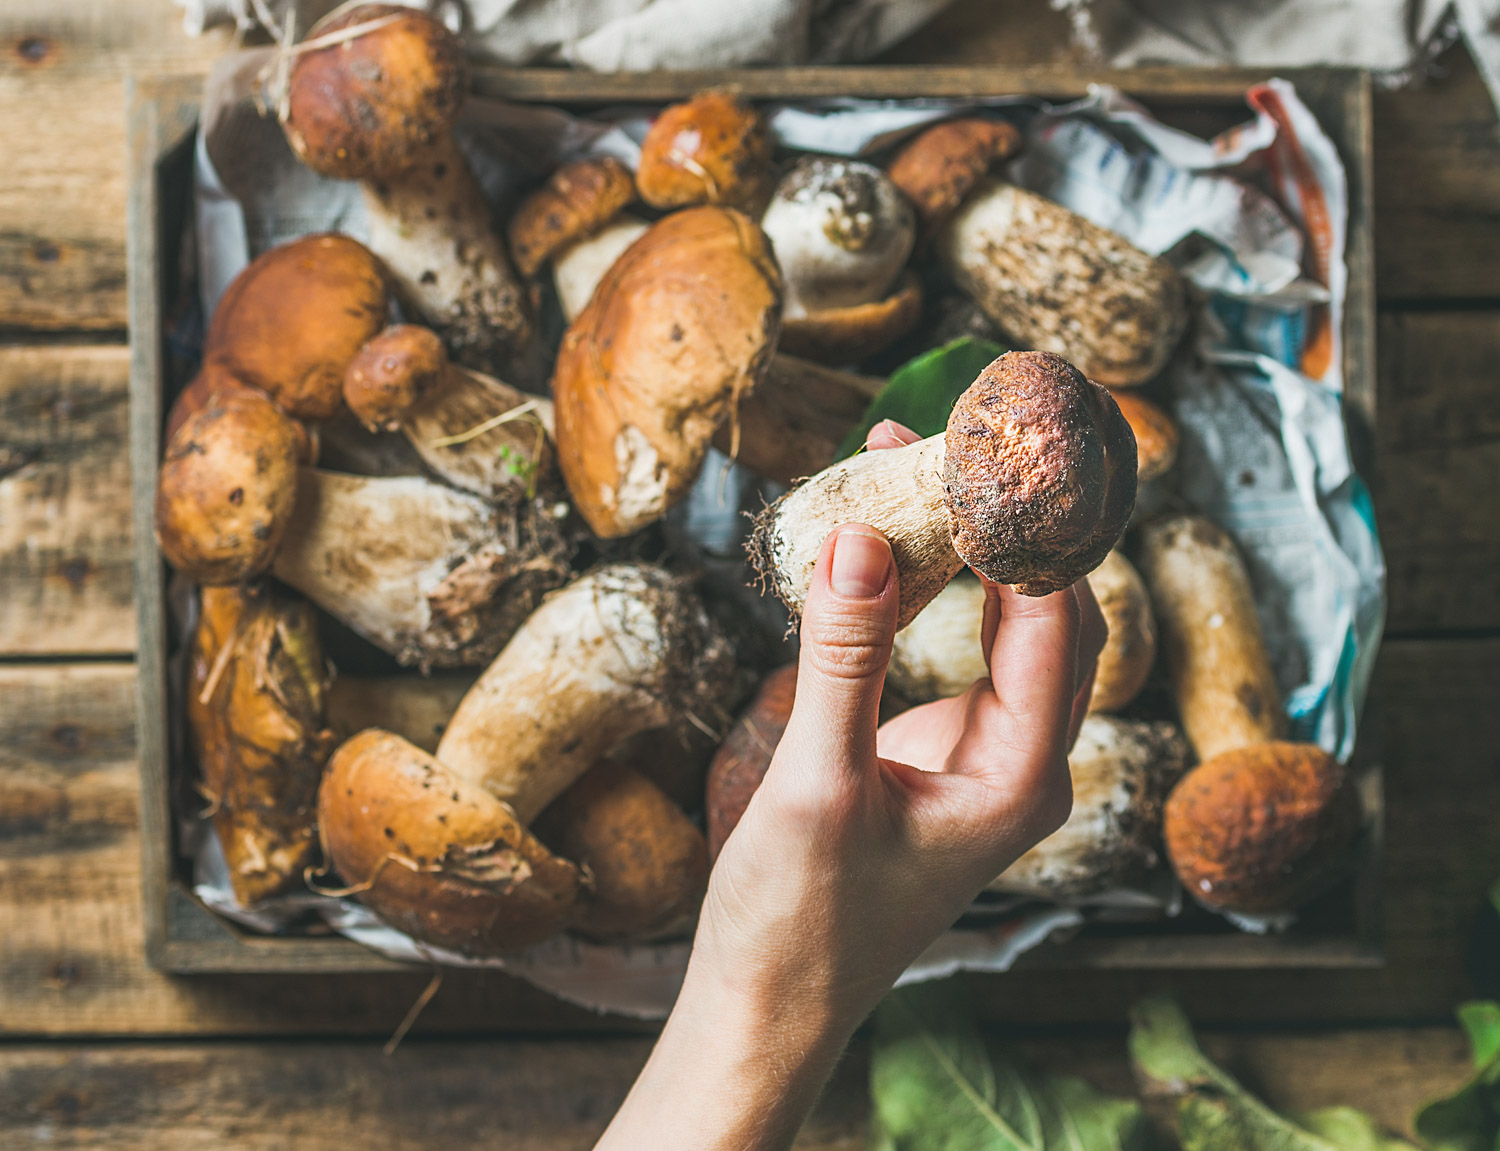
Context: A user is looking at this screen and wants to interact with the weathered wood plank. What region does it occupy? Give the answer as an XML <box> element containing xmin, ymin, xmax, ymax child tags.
<box><xmin>3</xmin><ymin>636</ymin><xmax>1497</xmax><ymax>1035</ymax></box>
<box><xmin>0</xmin><ymin>1027</ymin><xmax>1469</xmax><ymax>1148</ymax></box>
<box><xmin>0</xmin><ymin>346</ymin><xmax>135</xmax><ymax>655</ymax></box>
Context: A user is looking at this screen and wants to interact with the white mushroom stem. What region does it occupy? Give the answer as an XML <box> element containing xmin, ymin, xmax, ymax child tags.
<box><xmin>401</xmin><ymin>363</ymin><xmax>555</xmax><ymax>501</ymax></box>
<box><xmin>365</xmin><ymin>134</ymin><xmax>538</xmax><ymax>382</ymax></box>
<box><xmin>272</xmin><ymin>469</ymin><xmax>569</xmax><ymax>669</ymax></box>
<box><xmin>435</xmin><ymin>565</ymin><xmax>733</xmax><ymax>823</ymax></box>
<box><xmin>987</xmin><ymin>715</ymin><xmax>1188</xmax><ymax>898</ymax></box>
<box><xmin>751</xmin><ymin>434</ymin><xmax>964</xmax><ymax>630</ymax></box>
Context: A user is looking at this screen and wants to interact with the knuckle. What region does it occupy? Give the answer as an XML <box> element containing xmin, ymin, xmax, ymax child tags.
<box><xmin>804</xmin><ymin>613</ymin><xmax>893</xmax><ymax>682</ymax></box>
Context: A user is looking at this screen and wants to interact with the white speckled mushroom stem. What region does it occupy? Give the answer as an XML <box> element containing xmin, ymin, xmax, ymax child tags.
<box><xmin>400</xmin><ymin>363</ymin><xmax>555</xmax><ymax>502</ymax></box>
<box><xmin>363</xmin><ymin>134</ymin><xmax>537</xmax><ymax>384</ymax></box>
<box><xmin>753</xmin><ymin>434</ymin><xmax>964</xmax><ymax>631</ymax></box>
<box><xmin>435</xmin><ymin>567</ymin><xmax>694</xmax><ymax>824</ymax></box>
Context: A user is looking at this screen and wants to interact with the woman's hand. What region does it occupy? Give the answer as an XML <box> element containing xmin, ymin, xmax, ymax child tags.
<box><xmin>597</xmin><ymin>420</ymin><xmax>1106</xmax><ymax>1151</ymax></box>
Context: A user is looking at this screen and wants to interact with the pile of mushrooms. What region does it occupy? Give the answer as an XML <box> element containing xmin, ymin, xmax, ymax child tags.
<box><xmin>156</xmin><ymin>36</ymin><xmax>1360</xmax><ymax>962</ymax></box>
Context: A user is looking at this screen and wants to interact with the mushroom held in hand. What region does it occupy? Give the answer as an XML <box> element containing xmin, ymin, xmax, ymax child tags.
<box><xmin>761</xmin><ymin>157</ymin><xmax>921</xmax><ymax>363</ymax></box>
<box><xmin>750</xmin><ymin>350</ymin><xmax>1137</xmax><ymax>630</ymax></box>
<box><xmin>155</xmin><ymin>388</ymin><xmax>301</xmax><ymax>585</ymax></box>
<box><xmin>282</xmin><ymin>5</ymin><xmax>536</xmax><ymax>381</ymax></box>
<box><xmin>202</xmin><ymin>234</ymin><xmax>389</xmax><ymax>420</ymax></box>
<box><xmin>273</xmin><ymin>469</ymin><xmax>571</xmax><ymax>669</ymax></box>
<box><xmin>889</xmin><ymin>119</ymin><xmax>1184</xmax><ymax>387</ymax></box>
<box><xmin>1137</xmin><ymin>515</ymin><xmax>1283</xmax><ymax>762</ymax></box>
<box><xmin>1164</xmin><ymin>742</ymin><xmax>1360</xmax><ymax>915</ymax></box>
<box><xmin>636</xmin><ymin>90</ymin><xmax>775</xmax><ymax>214</ymax></box>
<box><xmin>552</xmin><ymin>206</ymin><xmax>782</xmax><ymax>538</ymax></box>
<box><xmin>987</xmin><ymin>715</ymin><xmax>1188</xmax><ymax>899</ymax></box>
<box><xmin>189</xmin><ymin>584</ymin><xmax>336</xmax><ymax>905</ymax></box>
<box><xmin>344</xmin><ymin>324</ymin><xmax>555</xmax><ymax>501</ymax></box>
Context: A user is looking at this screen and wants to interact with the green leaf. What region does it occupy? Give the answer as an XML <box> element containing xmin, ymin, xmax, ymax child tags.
<box><xmin>1129</xmin><ymin>995</ymin><xmax>1419</xmax><ymax>1151</ymax></box>
<box><xmin>837</xmin><ymin>337</ymin><xmax>1006</xmax><ymax>460</ymax></box>
<box><xmin>869</xmin><ymin>980</ymin><xmax>1146</xmax><ymax>1151</ymax></box>
<box><xmin>1414</xmin><ymin>1002</ymin><xmax>1500</xmax><ymax>1151</ymax></box>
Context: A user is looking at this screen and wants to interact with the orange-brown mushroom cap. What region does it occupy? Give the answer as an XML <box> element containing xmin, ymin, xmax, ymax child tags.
<box><xmin>636</xmin><ymin>90</ymin><xmax>774</xmax><ymax>213</ymax></box>
<box><xmin>282</xmin><ymin>4</ymin><xmax>467</xmax><ymax>182</ymax></box>
<box><xmin>888</xmin><ymin>117</ymin><xmax>1024</xmax><ymax>231</ymax></box>
<box><xmin>1107</xmin><ymin>388</ymin><xmax>1179</xmax><ymax>483</ymax></box>
<box><xmin>777</xmin><ymin>271</ymin><xmax>923</xmax><ymax>365</ymax></box>
<box><xmin>318</xmin><ymin>729</ymin><xmax>586</xmax><ymax>956</ymax></box>
<box><xmin>343</xmin><ymin>324</ymin><xmax>448</xmax><ymax>432</ymax></box>
<box><xmin>943</xmin><ymin>350</ymin><xmax>1137</xmax><ymax>596</ymax></box>
<box><xmin>1164</xmin><ymin>741</ymin><xmax>1361</xmax><ymax>915</ymax></box>
<box><xmin>203</xmin><ymin>234</ymin><xmax>389</xmax><ymax>421</ymax></box>
<box><xmin>508</xmin><ymin>157</ymin><xmax>637</xmax><ymax>278</ymax></box>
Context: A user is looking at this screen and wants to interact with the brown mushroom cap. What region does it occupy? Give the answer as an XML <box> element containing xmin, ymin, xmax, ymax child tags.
<box><xmin>887</xmin><ymin>117</ymin><xmax>1024</xmax><ymax>231</ymax></box>
<box><xmin>943</xmin><ymin>350</ymin><xmax>1137</xmax><ymax>596</ymax></box>
<box><xmin>552</xmin><ymin>206</ymin><xmax>782</xmax><ymax>538</ymax></box>
<box><xmin>282</xmin><ymin>4</ymin><xmax>467</xmax><ymax>182</ymax></box>
<box><xmin>167</xmin><ymin>366</ymin><xmax>319</xmax><ymax>467</ymax></box>
<box><xmin>155</xmin><ymin>388</ymin><xmax>301</xmax><ymax>585</ymax></box>
<box><xmin>777</xmin><ymin>270</ymin><xmax>923</xmax><ymax>364</ymax></box>
<box><xmin>204</xmin><ymin>234</ymin><xmax>389</xmax><ymax>420</ymax></box>
<box><xmin>1108</xmin><ymin>389</ymin><xmax>1179</xmax><ymax>483</ymax></box>
<box><xmin>636</xmin><ymin>90</ymin><xmax>774</xmax><ymax>213</ymax></box>
<box><xmin>343</xmin><ymin>324</ymin><xmax>448</xmax><ymax>432</ymax></box>
<box><xmin>533</xmin><ymin>758</ymin><xmax>708</xmax><ymax>942</ymax></box>
<box><xmin>1164</xmin><ymin>741</ymin><xmax>1361</xmax><ymax>915</ymax></box>
<box><xmin>706</xmin><ymin>663</ymin><xmax>796</xmax><ymax>860</ymax></box>
<box><xmin>318</xmin><ymin>729</ymin><xmax>586</xmax><ymax>956</ymax></box>
<box><xmin>508</xmin><ymin>157</ymin><xmax>637</xmax><ymax>278</ymax></box>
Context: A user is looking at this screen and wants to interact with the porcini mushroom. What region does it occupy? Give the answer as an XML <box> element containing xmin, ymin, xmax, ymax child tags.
<box><xmin>888</xmin><ymin>119</ymin><xmax>1185</xmax><ymax>387</ymax></box>
<box><xmin>272</xmin><ymin>468</ymin><xmax>572</xmax><ymax>669</ymax></box>
<box><xmin>987</xmin><ymin>715</ymin><xmax>1188</xmax><ymax>899</ymax></box>
<box><xmin>281</xmin><ymin>4</ymin><xmax>536</xmax><ymax>381</ymax></box>
<box><xmin>551</xmin><ymin>206</ymin><xmax>782</xmax><ymax>538</ymax></box>
<box><xmin>507</xmin><ymin>156</ymin><xmax>638</xmax><ymax>281</ymax></box>
<box><xmin>1109</xmin><ymin>390</ymin><xmax>1178</xmax><ymax>484</ymax></box>
<box><xmin>760</xmin><ymin>156</ymin><xmax>921</xmax><ymax>363</ymax></box>
<box><xmin>1086</xmin><ymin>548</ymin><xmax>1157</xmax><ymax>714</ymax></box>
<box><xmin>433</xmin><ymin>564</ymin><xmax>736</xmax><ymax>822</ymax></box>
<box><xmin>1163</xmin><ymin>742</ymin><xmax>1360</xmax><ymax>915</ymax></box>
<box><xmin>750</xmin><ymin>350</ymin><xmax>1137</xmax><ymax>630</ymax></box>
<box><xmin>552</xmin><ymin>215</ymin><xmax>651</xmax><ymax>323</ymax></box>
<box><xmin>166</xmin><ymin>365</ymin><xmax>319</xmax><ymax>468</ymax></box>
<box><xmin>189</xmin><ymin>583</ymin><xmax>336</xmax><ymax>905</ymax></box>
<box><xmin>202</xmin><ymin>233</ymin><xmax>389</xmax><ymax>420</ymax></box>
<box><xmin>343</xmin><ymin>324</ymin><xmax>555</xmax><ymax>502</ymax></box>
<box><xmin>155</xmin><ymin>387</ymin><xmax>302</xmax><ymax>586</ymax></box>
<box><xmin>705</xmin><ymin>663</ymin><xmax>797</xmax><ymax>860</ymax></box>
<box><xmin>636</xmin><ymin>90</ymin><xmax>775</xmax><ymax>214</ymax></box>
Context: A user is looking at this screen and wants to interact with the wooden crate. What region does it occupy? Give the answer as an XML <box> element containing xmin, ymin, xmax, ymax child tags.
<box><xmin>128</xmin><ymin>65</ymin><xmax>1380</xmax><ymax>975</ymax></box>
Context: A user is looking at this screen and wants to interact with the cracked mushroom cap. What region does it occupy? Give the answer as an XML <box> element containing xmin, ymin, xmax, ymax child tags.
<box><xmin>1164</xmin><ymin>741</ymin><xmax>1361</xmax><ymax>915</ymax></box>
<box><xmin>342</xmin><ymin>324</ymin><xmax>447</xmax><ymax>432</ymax></box>
<box><xmin>204</xmin><ymin>234</ymin><xmax>390</xmax><ymax>420</ymax></box>
<box><xmin>318</xmin><ymin>729</ymin><xmax>586</xmax><ymax>956</ymax></box>
<box><xmin>508</xmin><ymin>156</ymin><xmax>637</xmax><ymax>279</ymax></box>
<box><xmin>944</xmin><ymin>350</ymin><xmax>1138</xmax><ymax>595</ymax></box>
<box><xmin>282</xmin><ymin>4</ymin><xmax>467</xmax><ymax>182</ymax></box>
<box><xmin>887</xmin><ymin>117</ymin><xmax>1024</xmax><ymax>231</ymax></box>
<box><xmin>552</xmin><ymin>206</ymin><xmax>782</xmax><ymax>538</ymax></box>
<box><xmin>636</xmin><ymin>90</ymin><xmax>774</xmax><ymax>213</ymax></box>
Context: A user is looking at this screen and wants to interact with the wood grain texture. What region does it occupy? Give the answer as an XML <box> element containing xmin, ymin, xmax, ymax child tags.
<box><xmin>0</xmin><ymin>1028</ymin><xmax>1469</xmax><ymax>1148</ymax></box>
<box><xmin>2</xmin><ymin>637</ymin><xmax>1496</xmax><ymax>1036</ymax></box>
<box><xmin>0</xmin><ymin>346</ymin><xmax>135</xmax><ymax>655</ymax></box>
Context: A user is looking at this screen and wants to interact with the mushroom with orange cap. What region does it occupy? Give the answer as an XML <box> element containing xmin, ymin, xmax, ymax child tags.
<box><xmin>636</xmin><ymin>89</ymin><xmax>776</xmax><ymax>214</ymax></box>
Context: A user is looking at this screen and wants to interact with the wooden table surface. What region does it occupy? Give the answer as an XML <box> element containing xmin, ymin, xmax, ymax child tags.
<box><xmin>3</xmin><ymin>0</ymin><xmax>1498</xmax><ymax>1144</ymax></box>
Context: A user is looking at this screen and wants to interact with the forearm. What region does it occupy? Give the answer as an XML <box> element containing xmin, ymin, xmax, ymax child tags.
<box><xmin>595</xmin><ymin>962</ymin><xmax>857</xmax><ymax>1151</ymax></box>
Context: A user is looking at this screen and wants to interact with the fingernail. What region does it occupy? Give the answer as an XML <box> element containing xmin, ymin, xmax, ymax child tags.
<box><xmin>830</xmin><ymin>529</ymin><xmax>891</xmax><ymax>599</ymax></box>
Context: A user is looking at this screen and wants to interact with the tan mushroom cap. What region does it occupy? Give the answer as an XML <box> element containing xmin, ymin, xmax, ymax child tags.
<box><xmin>1107</xmin><ymin>388</ymin><xmax>1179</xmax><ymax>483</ymax></box>
<box><xmin>1164</xmin><ymin>741</ymin><xmax>1361</xmax><ymax>915</ymax></box>
<box><xmin>155</xmin><ymin>388</ymin><xmax>302</xmax><ymax>585</ymax></box>
<box><xmin>1085</xmin><ymin>549</ymin><xmax>1157</xmax><ymax>713</ymax></box>
<box><xmin>552</xmin><ymin>206</ymin><xmax>782</xmax><ymax>538</ymax></box>
<box><xmin>282</xmin><ymin>4</ymin><xmax>467</xmax><ymax>182</ymax></box>
<box><xmin>343</xmin><ymin>324</ymin><xmax>447</xmax><ymax>432</ymax></box>
<box><xmin>777</xmin><ymin>270</ymin><xmax>923</xmax><ymax>364</ymax></box>
<box><xmin>887</xmin><ymin>117</ymin><xmax>1024</xmax><ymax>231</ymax></box>
<box><xmin>636</xmin><ymin>90</ymin><xmax>775</xmax><ymax>213</ymax></box>
<box><xmin>318</xmin><ymin>729</ymin><xmax>586</xmax><ymax>956</ymax></box>
<box><xmin>204</xmin><ymin>234</ymin><xmax>389</xmax><ymax>420</ymax></box>
<box><xmin>508</xmin><ymin>157</ymin><xmax>637</xmax><ymax>278</ymax></box>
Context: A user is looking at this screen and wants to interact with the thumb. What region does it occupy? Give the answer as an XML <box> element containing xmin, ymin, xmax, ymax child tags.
<box><xmin>783</xmin><ymin>524</ymin><xmax>899</xmax><ymax>776</ymax></box>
